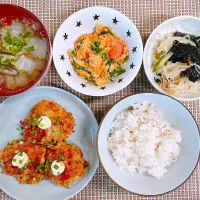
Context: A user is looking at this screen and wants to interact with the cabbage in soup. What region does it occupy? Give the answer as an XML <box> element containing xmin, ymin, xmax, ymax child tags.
<box><xmin>0</xmin><ymin>18</ymin><xmax>47</xmax><ymax>91</ymax></box>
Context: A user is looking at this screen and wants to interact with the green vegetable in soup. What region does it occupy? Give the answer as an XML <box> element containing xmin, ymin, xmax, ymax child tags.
<box><xmin>27</xmin><ymin>46</ymin><xmax>35</xmax><ymax>52</ymax></box>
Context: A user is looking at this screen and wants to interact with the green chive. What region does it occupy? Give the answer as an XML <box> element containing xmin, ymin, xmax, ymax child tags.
<box><xmin>123</xmin><ymin>55</ymin><xmax>129</xmax><ymax>63</ymax></box>
<box><xmin>71</xmin><ymin>144</ymin><xmax>76</xmax><ymax>149</ymax></box>
<box><xmin>69</xmin><ymin>112</ymin><xmax>73</xmax><ymax>116</ymax></box>
<box><xmin>12</xmin><ymin>158</ymin><xmax>16</xmax><ymax>162</ymax></box>
<box><xmin>19</xmin><ymin>160</ymin><xmax>23</xmax><ymax>164</ymax></box>
<box><xmin>16</xmin><ymin>128</ymin><xmax>20</xmax><ymax>130</ymax></box>
<box><xmin>20</xmin><ymin>132</ymin><xmax>24</xmax><ymax>136</ymax></box>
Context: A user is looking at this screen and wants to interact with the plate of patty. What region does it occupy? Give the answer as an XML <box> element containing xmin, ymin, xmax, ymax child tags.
<box><xmin>0</xmin><ymin>86</ymin><xmax>98</xmax><ymax>200</ymax></box>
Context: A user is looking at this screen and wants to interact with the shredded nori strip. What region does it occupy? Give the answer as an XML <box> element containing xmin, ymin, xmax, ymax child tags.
<box><xmin>180</xmin><ymin>65</ymin><xmax>200</xmax><ymax>82</ymax></box>
<box><xmin>169</xmin><ymin>40</ymin><xmax>200</xmax><ymax>65</ymax></box>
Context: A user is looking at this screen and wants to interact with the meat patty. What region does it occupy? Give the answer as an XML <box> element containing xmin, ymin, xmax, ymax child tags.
<box><xmin>0</xmin><ymin>139</ymin><xmax>46</xmax><ymax>184</ymax></box>
<box><xmin>44</xmin><ymin>142</ymin><xmax>89</xmax><ymax>188</ymax></box>
<box><xmin>20</xmin><ymin>100</ymin><xmax>75</xmax><ymax>145</ymax></box>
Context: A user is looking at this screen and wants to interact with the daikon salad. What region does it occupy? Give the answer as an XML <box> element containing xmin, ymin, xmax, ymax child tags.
<box><xmin>0</xmin><ymin>18</ymin><xmax>47</xmax><ymax>91</ymax></box>
<box><xmin>152</xmin><ymin>32</ymin><xmax>200</xmax><ymax>97</ymax></box>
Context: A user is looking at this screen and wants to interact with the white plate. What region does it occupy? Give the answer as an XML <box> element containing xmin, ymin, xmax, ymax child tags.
<box><xmin>97</xmin><ymin>93</ymin><xmax>199</xmax><ymax>195</ymax></box>
<box><xmin>53</xmin><ymin>7</ymin><xmax>143</xmax><ymax>96</ymax></box>
<box><xmin>0</xmin><ymin>86</ymin><xmax>99</xmax><ymax>200</ymax></box>
<box><xmin>143</xmin><ymin>16</ymin><xmax>200</xmax><ymax>101</ymax></box>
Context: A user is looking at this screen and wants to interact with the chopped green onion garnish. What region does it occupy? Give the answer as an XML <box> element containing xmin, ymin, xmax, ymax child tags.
<box><xmin>27</xmin><ymin>46</ymin><xmax>35</xmax><ymax>52</ymax></box>
<box><xmin>20</xmin><ymin>132</ymin><xmax>24</xmax><ymax>136</ymax></box>
<box><xmin>16</xmin><ymin>128</ymin><xmax>20</xmax><ymax>130</ymax></box>
<box><xmin>12</xmin><ymin>158</ymin><xmax>16</xmax><ymax>162</ymax></box>
<box><xmin>54</xmin><ymin>131</ymin><xmax>60</xmax><ymax>135</ymax></box>
<box><xmin>19</xmin><ymin>160</ymin><xmax>23</xmax><ymax>164</ymax></box>
<box><xmin>18</xmin><ymin>152</ymin><xmax>23</xmax><ymax>156</ymax></box>
<box><xmin>9</xmin><ymin>140</ymin><xmax>16</xmax><ymax>145</ymax></box>
<box><xmin>19</xmin><ymin>70</ymin><xmax>25</xmax><ymax>75</ymax></box>
<box><xmin>32</xmin><ymin>139</ymin><xmax>37</xmax><ymax>144</ymax></box>
<box><xmin>20</xmin><ymin>163</ymin><xmax>28</xmax><ymax>170</ymax></box>
<box><xmin>54</xmin><ymin>165</ymin><xmax>59</xmax><ymax>170</ymax></box>
<box><xmin>1</xmin><ymin>66</ymin><xmax>6</xmax><ymax>70</ymax></box>
<box><xmin>31</xmin><ymin>131</ymin><xmax>36</xmax><ymax>135</ymax></box>
<box><xmin>69</xmin><ymin>112</ymin><xmax>73</xmax><ymax>116</ymax></box>
<box><xmin>123</xmin><ymin>55</ymin><xmax>129</xmax><ymax>63</ymax></box>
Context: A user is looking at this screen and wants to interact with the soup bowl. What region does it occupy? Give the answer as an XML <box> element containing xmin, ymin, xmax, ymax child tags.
<box><xmin>0</xmin><ymin>4</ymin><xmax>52</xmax><ymax>96</ymax></box>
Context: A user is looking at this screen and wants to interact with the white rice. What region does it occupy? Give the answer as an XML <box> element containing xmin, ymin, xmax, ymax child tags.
<box><xmin>108</xmin><ymin>101</ymin><xmax>182</xmax><ymax>179</ymax></box>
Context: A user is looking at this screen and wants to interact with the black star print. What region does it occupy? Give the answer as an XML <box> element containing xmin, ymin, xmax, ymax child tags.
<box><xmin>126</xmin><ymin>30</ymin><xmax>131</xmax><ymax>37</ymax></box>
<box><xmin>60</xmin><ymin>55</ymin><xmax>65</xmax><ymax>61</ymax></box>
<box><xmin>66</xmin><ymin>71</ymin><xmax>71</xmax><ymax>77</ymax></box>
<box><xmin>100</xmin><ymin>86</ymin><xmax>106</xmax><ymax>90</ymax></box>
<box><xmin>112</xmin><ymin>17</ymin><xmax>118</xmax><ymax>24</ymax></box>
<box><xmin>132</xmin><ymin>46</ymin><xmax>137</xmax><ymax>53</ymax></box>
<box><xmin>80</xmin><ymin>83</ymin><xmax>86</xmax><ymax>88</ymax></box>
<box><xmin>130</xmin><ymin>63</ymin><xmax>135</xmax><ymax>69</ymax></box>
<box><xmin>76</xmin><ymin>21</ymin><xmax>82</xmax><ymax>27</ymax></box>
<box><xmin>63</xmin><ymin>33</ymin><xmax>68</xmax><ymax>40</ymax></box>
<box><xmin>118</xmin><ymin>78</ymin><xmax>123</xmax><ymax>83</ymax></box>
<box><xmin>93</xmin><ymin>14</ymin><xmax>100</xmax><ymax>20</ymax></box>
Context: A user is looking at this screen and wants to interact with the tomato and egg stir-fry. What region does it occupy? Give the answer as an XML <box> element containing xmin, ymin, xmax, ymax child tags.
<box><xmin>68</xmin><ymin>23</ymin><xmax>129</xmax><ymax>86</ymax></box>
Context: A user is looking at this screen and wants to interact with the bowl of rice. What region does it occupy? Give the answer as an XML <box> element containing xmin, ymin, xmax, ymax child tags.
<box><xmin>97</xmin><ymin>93</ymin><xmax>199</xmax><ymax>195</ymax></box>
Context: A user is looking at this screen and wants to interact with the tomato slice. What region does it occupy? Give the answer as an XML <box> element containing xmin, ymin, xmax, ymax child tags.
<box><xmin>107</xmin><ymin>39</ymin><xmax>125</xmax><ymax>60</ymax></box>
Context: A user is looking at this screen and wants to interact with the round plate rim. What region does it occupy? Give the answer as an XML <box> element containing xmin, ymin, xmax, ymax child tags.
<box><xmin>97</xmin><ymin>92</ymin><xmax>200</xmax><ymax>196</ymax></box>
<box><xmin>0</xmin><ymin>86</ymin><xmax>99</xmax><ymax>200</ymax></box>
<box><xmin>143</xmin><ymin>15</ymin><xmax>200</xmax><ymax>101</ymax></box>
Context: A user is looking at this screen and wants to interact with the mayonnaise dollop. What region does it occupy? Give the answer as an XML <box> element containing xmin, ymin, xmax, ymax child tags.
<box><xmin>51</xmin><ymin>160</ymin><xmax>65</xmax><ymax>176</ymax></box>
<box><xmin>12</xmin><ymin>152</ymin><xmax>28</xmax><ymax>168</ymax></box>
<box><xmin>37</xmin><ymin>116</ymin><xmax>52</xmax><ymax>130</ymax></box>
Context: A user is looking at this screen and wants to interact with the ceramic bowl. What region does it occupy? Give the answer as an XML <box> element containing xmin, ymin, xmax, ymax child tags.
<box><xmin>53</xmin><ymin>7</ymin><xmax>143</xmax><ymax>96</ymax></box>
<box><xmin>0</xmin><ymin>4</ymin><xmax>52</xmax><ymax>96</ymax></box>
<box><xmin>97</xmin><ymin>93</ymin><xmax>199</xmax><ymax>195</ymax></box>
<box><xmin>143</xmin><ymin>16</ymin><xmax>200</xmax><ymax>101</ymax></box>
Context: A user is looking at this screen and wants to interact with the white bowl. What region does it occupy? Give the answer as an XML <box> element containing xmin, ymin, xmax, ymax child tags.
<box><xmin>0</xmin><ymin>87</ymin><xmax>99</xmax><ymax>200</ymax></box>
<box><xmin>53</xmin><ymin>7</ymin><xmax>143</xmax><ymax>96</ymax></box>
<box><xmin>143</xmin><ymin>16</ymin><xmax>200</xmax><ymax>101</ymax></box>
<box><xmin>97</xmin><ymin>93</ymin><xmax>199</xmax><ymax>196</ymax></box>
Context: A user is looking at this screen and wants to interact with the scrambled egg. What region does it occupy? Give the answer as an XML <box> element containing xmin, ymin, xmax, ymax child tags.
<box><xmin>68</xmin><ymin>23</ymin><xmax>129</xmax><ymax>86</ymax></box>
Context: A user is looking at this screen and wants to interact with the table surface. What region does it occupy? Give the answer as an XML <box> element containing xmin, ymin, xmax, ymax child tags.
<box><xmin>0</xmin><ymin>0</ymin><xmax>199</xmax><ymax>199</ymax></box>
